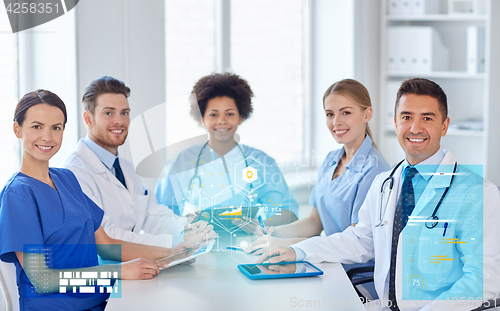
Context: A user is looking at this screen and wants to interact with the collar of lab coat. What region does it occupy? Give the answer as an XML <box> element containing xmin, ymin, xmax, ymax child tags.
<box><xmin>382</xmin><ymin>149</ymin><xmax>458</xmax><ymax>273</ymax></box>
<box><xmin>75</xmin><ymin>139</ymin><xmax>131</xmax><ymax>191</ymax></box>
<box><xmin>406</xmin><ymin>149</ymin><xmax>457</xmax><ymax>217</ymax></box>
<box><xmin>76</xmin><ymin>139</ymin><xmax>110</xmax><ymax>174</ymax></box>
<box><xmin>402</xmin><ymin>148</ymin><xmax>445</xmax><ymax>182</ymax></box>
<box><xmin>83</xmin><ymin>135</ymin><xmax>117</xmax><ymax>171</ymax></box>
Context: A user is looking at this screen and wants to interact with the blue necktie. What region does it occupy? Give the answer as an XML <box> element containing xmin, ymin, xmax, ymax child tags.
<box><xmin>388</xmin><ymin>166</ymin><xmax>418</xmax><ymax>311</ymax></box>
<box><xmin>113</xmin><ymin>158</ymin><xmax>127</xmax><ymax>189</ymax></box>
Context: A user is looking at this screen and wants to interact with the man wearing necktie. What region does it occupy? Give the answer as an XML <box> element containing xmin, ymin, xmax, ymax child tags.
<box><xmin>257</xmin><ymin>78</ymin><xmax>500</xmax><ymax>310</ymax></box>
<box><xmin>113</xmin><ymin>157</ymin><xmax>127</xmax><ymax>189</ymax></box>
<box><xmin>62</xmin><ymin>76</ymin><xmax>216</xmax><ymax>250</ymax></box>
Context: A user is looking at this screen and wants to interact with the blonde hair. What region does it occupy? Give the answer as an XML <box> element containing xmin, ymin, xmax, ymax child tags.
<box><xmin>323</xmin><ymin>79</ymin><xmax>378</xmax><ymax>150</ymax></box>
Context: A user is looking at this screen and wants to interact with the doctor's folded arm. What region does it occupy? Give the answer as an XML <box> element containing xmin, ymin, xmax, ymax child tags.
<box><xmin>61</xmin><ymin>76</ymin><xmax>216</xmax><ymax>249</ymax></box>
<box><xmin>258</xmin><ymin>78</ymin><xmax>500</xmax><ymax>311</ymax></box>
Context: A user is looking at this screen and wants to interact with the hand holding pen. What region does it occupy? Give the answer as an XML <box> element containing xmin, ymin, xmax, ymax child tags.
<box><xmin>254</xmin><ymin>216</ymin><xmax>276</xmax><ymax>237</ymax></box>
<box><xmin>257</xmin><ymin>215</ymin><xmax>267</xmax><ymax>235</ymax></box>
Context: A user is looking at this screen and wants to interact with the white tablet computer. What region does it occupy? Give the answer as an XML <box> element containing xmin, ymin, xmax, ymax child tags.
<box><xmin>158</xmin><ymin>240</ymin><xmax>215</xmax><ymax>269</ymax></box>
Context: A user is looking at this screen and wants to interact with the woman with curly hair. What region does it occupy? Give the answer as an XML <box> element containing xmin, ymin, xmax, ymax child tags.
<box><xmin>155</xmin><ymin>73</ymin><xmax>299</xmax><ymax>231</ymax></box>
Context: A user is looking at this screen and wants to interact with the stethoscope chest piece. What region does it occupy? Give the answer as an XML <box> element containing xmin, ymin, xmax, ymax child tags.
<box><xmin>425</xmin><ymin>215</ymin><xmax>439</xmax><ymax>229</ymax></box>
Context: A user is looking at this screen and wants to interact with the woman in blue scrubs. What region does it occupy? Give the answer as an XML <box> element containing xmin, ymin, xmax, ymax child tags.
<box><xmin>247</xmin><ymin>79</ymin><xmax>390</xmax><ymax>253</ymax></box>
<box><xmin>0</xmin><ymin>90</ymin><xmax>195</xmax><ymax>311</ymax></box>
<box><xmin>155</xmin><ymin>73</ymin><xmax>299</xmax><ymax>229</ymax></box>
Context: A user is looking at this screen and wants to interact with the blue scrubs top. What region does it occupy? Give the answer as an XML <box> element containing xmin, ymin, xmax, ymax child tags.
<box><xmin>310</xmin><ymin>135</ymin><xmax>390</xmax><ymax>235</ymax></box>
<box><xmin>0</xmin><ymin>168</ymin><xmax>108</xmax><ymax>311</ymax></box>
<box><xmin>155</xmin><ymin>143</ymin><xmax>299</xmax><ymax>219</ymax></box>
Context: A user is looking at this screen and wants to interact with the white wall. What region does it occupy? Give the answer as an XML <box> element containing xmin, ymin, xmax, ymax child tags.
<box><xmin>74</xmin><ymin>0</ymin><xmax>166</xmax><ymax>161</ymax></box>
<box><xmin>15</xmin><ymin>0</ymin><xmax>166</xmax><ymax>165</ymax></box>
<box><xmin>18</xmin><ymin>9</ymin><xmax>78</xmax><ymax>166</ymax></box>
<box><xmin>72</xmin><ymin>0</ymin><xmax>358</xmax><ymax>170</ymax></box>
<box><xmin>311</xmin><ymin>0</ymin><xmax>355</xmax><ymax>164</ymax></box>
<box><xmin>353</xmin><ymin>0</ymin><xmax>381</xmax><ymax>145</ymax></box>
<box><xmin>75</xmin><ymin>0</ymin><xmax>166</xmax><ymax>133</ymax></box>
<box><xmin>0</xmin><ymin>8</ymin><xmax>20</xmax><ymax>185</ymax></box>
<box><xmin>486</xmin><ymin>0</ymin><xmax>500</xmax><ymax>185</ymax></box>
<box><xmin>12</xmin><ymin>0</ymin><xmax>376</xmax><ymax>176</ymax></box>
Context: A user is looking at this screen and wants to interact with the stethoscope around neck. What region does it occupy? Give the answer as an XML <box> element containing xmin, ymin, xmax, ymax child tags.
<box><xmin>188</xmin><ymin>141</ymin><xmax>253</xmax><ymax>195</ymax></box>
<box><xmin>375</xmin><ymin>159</ymin><xmax>457</xmax><ymax>229</ymax></box>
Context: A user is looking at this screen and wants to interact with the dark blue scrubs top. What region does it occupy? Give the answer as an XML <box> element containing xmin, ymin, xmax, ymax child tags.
<box><xmin>0</xmin><ymin>168</ymin><xmax>109</xmax><ymax>311</ymax></box>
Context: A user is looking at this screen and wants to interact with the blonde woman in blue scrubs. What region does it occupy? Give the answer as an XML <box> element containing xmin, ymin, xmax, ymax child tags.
<box><xmin>247</xmin><ymin>79</ymin><xmax>390</xmax><ymax>254</ymax></box>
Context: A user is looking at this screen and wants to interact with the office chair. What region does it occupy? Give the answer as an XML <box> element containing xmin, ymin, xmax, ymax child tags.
<box><xmin>347</xmin><ymin>265</ymin><xmax>500</xmax><ymax>311</ymax></box>
<box><xmin>346</xmin><ymin>265</ymin><xmax>375</xmax><ymax>303</ymax></box>
<box><xmin>470</xmin><ymin>298</ymin><xmax>500</xmax><ymax>311</ymax></box>
<box><xmin>0</xmin><ymin>261</ymin><xmax>19</xmax><ymax>311</ymax></box>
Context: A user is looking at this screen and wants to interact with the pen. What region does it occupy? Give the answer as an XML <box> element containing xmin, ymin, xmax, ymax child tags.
<box><xmin>443</xmin><ymin>222</ymin><xmax>448</xmax><ymax>236</ymax></box>
<box><xmin>226</xmin><ymin>246</ymin><xmax>245</xmax><ymax>252</ymax></box>
<box><xmin>257</xmin><ymin>215</ymin><xmax>267</xmax><ymax>234</ymax></box>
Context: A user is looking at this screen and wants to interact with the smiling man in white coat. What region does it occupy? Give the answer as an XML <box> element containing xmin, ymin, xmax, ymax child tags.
<box><xmin>258</xmin><ymin>78</ymin><xmax>500</xmax><ymax>311</ymax></box>
<box><xmin>62</xmin><ymin>76</ymin><xmax>215</xmax><ymax>249</ymax></box>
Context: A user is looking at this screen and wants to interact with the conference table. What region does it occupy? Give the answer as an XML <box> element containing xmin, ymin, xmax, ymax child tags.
<box><xmin>105</xmin><ymin>233</ymin><xmax>367</xmax><ymax>311</ymax></box>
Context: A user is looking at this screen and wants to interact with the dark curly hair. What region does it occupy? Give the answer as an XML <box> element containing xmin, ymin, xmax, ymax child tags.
<box><xmin>190</xmin><ymin>73</ymin><xmax>253</xmax><ymax>123</ymax></box>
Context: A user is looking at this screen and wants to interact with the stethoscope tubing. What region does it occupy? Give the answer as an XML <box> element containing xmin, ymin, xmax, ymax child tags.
<box><xmin>376</xmin><ymin>160</ymin><xmax>404</xmax><ymax>227</ymax></box>
<box><xmin>376</xmin><ymin>160</ymin><xmax>457</xmax><ymax>229</ymax></box>
<box><xmin>188</xmin><ymin>141</ymin><xmax>252</xmax><ymax>192</ymax></box>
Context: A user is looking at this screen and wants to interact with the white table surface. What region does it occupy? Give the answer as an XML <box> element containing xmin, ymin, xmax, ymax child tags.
<box><xmin>106</xmin><ymin>248</ymin><xmax>367</xmax><ymax>311</ymax></box>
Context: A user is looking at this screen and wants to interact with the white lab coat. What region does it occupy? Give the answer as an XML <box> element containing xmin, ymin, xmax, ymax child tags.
<box><xmin>61</xmin><ymin>139</ymin><xmax>185</xmax><ymax>248</ymax></box>
<box><xmin>294</xmin><ymin>151</ymin><xmax>500</xmax><ymax>311</ymax></box>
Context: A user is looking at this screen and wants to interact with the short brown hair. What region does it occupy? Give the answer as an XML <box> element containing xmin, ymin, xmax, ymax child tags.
<box><xmin>14</xmin><ymin>89</ymin><xmax>67</xmax><ymax>127</ymax></box>
<box><xmin>395</xmin><ymin>78</ymin><xmax>448</xmax><ymax>122</ymax></box>
<box><xmin>82</xmin><ymin>76</ymin><xmax>130</xmax><ymax>115</ymax></box>
<box><xmin>190</xmin><ymin>73</ymin><xmax>253</xmax><ymax>123</ymax></box>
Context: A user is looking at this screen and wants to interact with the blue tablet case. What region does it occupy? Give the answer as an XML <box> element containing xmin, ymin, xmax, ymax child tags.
<box><xmin>237</xmin><ymin>261</ymin><xmax>323</xmax><ymax>280</ymax></box>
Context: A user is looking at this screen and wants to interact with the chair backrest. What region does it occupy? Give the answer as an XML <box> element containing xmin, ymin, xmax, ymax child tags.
<box><xmin>0</xmin><ymin>261</ymin><xmax>19</xmax><ymax>311</ymax></box>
